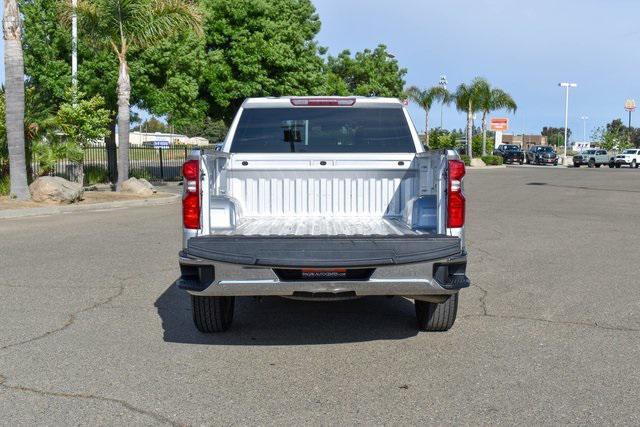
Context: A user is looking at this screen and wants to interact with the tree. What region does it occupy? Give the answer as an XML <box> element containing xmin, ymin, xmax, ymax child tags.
<box><xmin>201</xmin><ymin>0</ymin><xmax>326</xmax><ymax>123</ymax></box>
<box><xmin>176</xmin><ymin>117</ymin><xmax>227</xmax><ymax>142</ymax></box>
<box><xmin>54</xmin><ymin>91</ymin><xmax>111</xmax><ymax>184</ymax></box>
<box><xmin>405</xmin><ymin>85</ymin><xmax>450</xmax><ymax>147</ymax></box>
<box><xmin>541</xmin><ymin>126</ymin><xmax>571</xmax><ymax>147</ymax></box>
<box><xmin>74</xmin><ymin>0</ymin><xmax>202</xmax><ymax>190</ymax></box>
<box><xmin>132</xmin><ymin>117</ymin><xmax>170</xmax><ymax>133</ymax></box>
<box><xmin>454</xmin><ymin>78</ymin><xmax>485</xmax><ymax>158</ymax></box>
<box><xmin>3</xmin><ymin>0</ymin><xmax>30</xmax><ymax>199</ymax></box>
<box><xmin>476</xmin><ymin>80</ymin><xmax>517</xmax><ymax>156</ymax></box>
<box><xmin>325</xmin><ymin>45</ymin><xmax>406</xmax><ymax>98</ymax></box>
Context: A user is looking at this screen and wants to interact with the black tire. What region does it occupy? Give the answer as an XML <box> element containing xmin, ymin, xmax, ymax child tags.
<box><xmin>519</xmin><ymin>159</ymin><xmax>523</xmax><ymax>165</ymax></box>
<box><xmin>633</xmin><ymin>160</ymin><xmax>638</xmax><ymax>169</ymax></box>
<box><xmin>595</xmin><ymin>164</ymin><xmax>601</xmax><ymax>168</ymax></box>
<box><xmin>415</xmin><ymin>294</ymin><xmax>458</xmax><ymax>332</ymax></box>
<box><xmin>191</xmin><ymin>295</ymin><xmax>235</xmax><ymax>332</ymax></box>
<box><xmin>615</xmin><ymin>163</ymin><xmax>621</xmax><ymax>168</ymax></box>
<box><xmin>609</xmin><ymin>161</ymin><xmax>615</xmax><ymax>168</ymax></box>
<box><xmin>588</xmin><ymin>159</ymin><xmax>595</xmax><ymax>168</ymax></box>
<box><xmin>573</xmin><ymin>162</ymin><xmax>580</xmax><ymax>168</ymax></box>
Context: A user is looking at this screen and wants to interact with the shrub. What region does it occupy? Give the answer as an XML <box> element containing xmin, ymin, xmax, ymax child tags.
<box><xmin>460</xmin><ymin>155</ymin><xmax>471</xmax><ymax>166</ymax></box>
<box><xmin>84</xmin><ymin>165</ymin><xmax>109</xmax><ymax>185</ymax></box>
<box><xmin>130</xmin><ymin>168</ymin><xmax>152</xmax><ymax>181</ymax></box>
<box><xmin>481</xmin><ymin>155</ymin><xmax>503</xmax><ymax>166</ymax></box>
<box><xmin>0</xmin><ymin>175</ymin><xmax>9</xmax><ymax>196</ymax></box>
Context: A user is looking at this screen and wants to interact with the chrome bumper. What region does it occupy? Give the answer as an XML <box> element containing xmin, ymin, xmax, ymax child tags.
<box><xmin>178</xmin><ymin>251</ymin><xmax>468</xmax><ymax>298</ymax></box>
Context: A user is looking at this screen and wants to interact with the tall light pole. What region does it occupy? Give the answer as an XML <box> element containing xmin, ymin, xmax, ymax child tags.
<box><xmin>438</xmin><ymin>74</ymin><xmax>447</xmax><ymax>128</ymax></box>
<box><xmin>71</xmin><ymin>0</ymin><xmax>78</xmax><ymax>98</ymax></box>
<box><xmin>580</xmin><ymin>115</ymin><xmax>588</xmax><ymax>142</ymax></box>
<box><xmin>559</xmin><ymin>82</ymin><xmax>577</xmax><ymax>157</ymax></box>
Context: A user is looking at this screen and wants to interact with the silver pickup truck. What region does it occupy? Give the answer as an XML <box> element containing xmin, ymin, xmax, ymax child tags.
<box><xmin>177</xmin><ymin>97</ymin><xmax>469</xmax><ymax>333</ymax></box>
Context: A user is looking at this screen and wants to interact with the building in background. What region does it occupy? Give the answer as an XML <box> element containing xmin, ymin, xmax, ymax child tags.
<box><xmin>113</xmin><ymin>132</ymin><xmax>210</xmax><ymax>146</ymax></box>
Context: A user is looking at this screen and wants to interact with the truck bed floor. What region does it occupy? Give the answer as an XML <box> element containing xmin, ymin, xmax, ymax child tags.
<box><xmin>212</xmin><ymin>217</ymin><xmax>428</xmax><ymax>237</ymax></box>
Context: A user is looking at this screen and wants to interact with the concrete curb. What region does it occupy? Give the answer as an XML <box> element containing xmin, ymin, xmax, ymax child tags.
<box><xmin>0</xmin><ymin>192</ymin><xmax>180</xmax><ymax>219</ymax></box>
<box><xmin>466</xmin><ymin>165</ymin><xmax>507</xmax><ymax>170</ymax></box>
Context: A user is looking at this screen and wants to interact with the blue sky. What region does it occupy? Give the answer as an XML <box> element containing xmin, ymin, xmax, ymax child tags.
<box><xmin>2</xmin><ymin>0</ymin><xmax>640</xmax><ymax>139</ymax></box>
<box><xmin>313</xmin><ymin>0</ymin><xmax>640</xmax><ymax>139</ymax></box>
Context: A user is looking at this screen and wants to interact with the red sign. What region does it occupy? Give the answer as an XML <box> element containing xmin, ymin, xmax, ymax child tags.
<box><xmin>490</xmin><ymin>117</ymin><xmax>509</xmax><ymax>131</ymax></box>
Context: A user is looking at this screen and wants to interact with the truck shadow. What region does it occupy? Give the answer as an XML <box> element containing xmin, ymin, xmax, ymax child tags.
<box><xmin>155</xmin><ymin>281</ymin><xmax>418</xmax><ymax>345</ymax></box>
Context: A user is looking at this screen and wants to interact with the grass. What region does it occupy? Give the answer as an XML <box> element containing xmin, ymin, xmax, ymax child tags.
<box><xmin>0</xmin><ymin>175</ymin><xmax>9</xmax><ymax>196</ymax></box>
<box><xmin>84</xmin><ymin>165</ymin><xmax>109</xmax><ymax>185</ymax></box>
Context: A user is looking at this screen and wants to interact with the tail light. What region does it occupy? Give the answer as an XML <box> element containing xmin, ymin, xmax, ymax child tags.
<box><xmin>447</xmin><ymin>159</ymin><xmax>465</xmax><ymax>228</ymax></box>
<box><xmin>182</xmin><ymin>160</ymin><xmax>200</xmax><ymax>229</ymax></box>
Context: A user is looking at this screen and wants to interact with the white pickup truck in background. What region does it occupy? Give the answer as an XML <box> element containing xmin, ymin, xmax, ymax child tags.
<box><xmin>611</xmin><ymin>148</ymin><xmax>640</xmax><ymax>168</ymax></box>
<box><xmin>176</xmin><ymin>97</ymin><xmax>469</xmax><ymax>333</ymax></box>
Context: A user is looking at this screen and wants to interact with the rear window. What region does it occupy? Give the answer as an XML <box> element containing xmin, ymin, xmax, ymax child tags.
<box><xmin>230</xmin><ymin>107</ymin><xmax>416</xmax><ymax>153</ymax></box>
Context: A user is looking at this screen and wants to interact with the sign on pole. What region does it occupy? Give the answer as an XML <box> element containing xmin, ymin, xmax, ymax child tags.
<box><xmin>490</xmin><ymin>117</ymin><xmax>509</xmax><ymax>131</ymax></box>
<box><xmin>624</xmin><ymin>99</ymin><xmax>636</xmax><ymax>112</ymax></box>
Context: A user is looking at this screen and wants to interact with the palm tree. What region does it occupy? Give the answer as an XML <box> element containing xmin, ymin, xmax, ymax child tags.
<box><xmin>3</xmin><ymin>0</ymin><xmax>30</xmax><ymax>199</ymax></box>
<box><xmin>454</xmin><ymin>78</ymin><xmax>486</xmax><ymax>158</ymax></box>
<box><xmin>477</xmin><ymin>82</ymin><xmax>517</xmax><ymax>156</ymax></box>
<box><xmin>405</xmin><ymin>85</ymin><xmax>450</xmax><ymax>147</ymax></box>
<box><xmin>74</xmin><ymin>0</ymin><xmax>202</xmax><ymax>190</ymax></box>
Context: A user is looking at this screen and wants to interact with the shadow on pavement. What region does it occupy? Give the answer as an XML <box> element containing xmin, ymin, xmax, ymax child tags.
<box><xmin>155</xmin><ymin>281</ymin><xmax>418</xmax><ymax>345</ymax></box>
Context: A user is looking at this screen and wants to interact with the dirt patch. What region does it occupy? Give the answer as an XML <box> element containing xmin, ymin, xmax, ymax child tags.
<box><xmin>0</xmin><ymin>191</ymin><xmax>174</xmax><ymax>211</ymax></box>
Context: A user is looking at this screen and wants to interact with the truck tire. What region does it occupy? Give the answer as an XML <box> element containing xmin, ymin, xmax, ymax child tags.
<box><xmin>609</xmin><ymin>161</ymin><xmax>614</xmax><ymax>168</ymax></box>
<box><xmin>615</xmin><ymin>163</ymin><xmax>621</xmax><ymax>168</ymax></box>
<box><xmin>415</xmin><ymin>294</ymin><xmax>458</xmax><ymax>332</ymax></box>
<box><xmin>573</xmin><ymin>162</ymin><xmax>580</xmax><ymax>168</ymax></box>
<box><xmin>632</xmin><ymin>160</ymin><xmax>638</xmax><ymax>168</ymax></box>
<box><xmin>588</xmin><ymin>158</ymin><xmax>595</xmax><ymax>168</ymax></box>
<box><xmin>191</xmin><ymin>295</ymin><xmax>235</xmax><ymax>332</ymax></box>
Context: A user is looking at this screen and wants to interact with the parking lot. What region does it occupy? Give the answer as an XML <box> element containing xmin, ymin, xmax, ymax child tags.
<box><xmin>1</xmin><ymin>166</ymin><xmax>639</xmax><ymax>424</ymax></box>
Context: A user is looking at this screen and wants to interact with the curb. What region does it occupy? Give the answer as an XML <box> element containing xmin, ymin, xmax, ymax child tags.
<box><xmin>0</xmin><ymin>192</ymin><xmax>181</xmax><ymax>220</ymax></box>
<box><xmin>466</xmin><ymin>165</ymin><xmax>507</xmax><ymax>170</ymax></box>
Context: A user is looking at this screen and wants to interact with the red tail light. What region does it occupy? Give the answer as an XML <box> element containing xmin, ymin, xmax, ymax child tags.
<box><xmin>447</xmin><ymin>159</ymin><xmax>466</xmax><ymax>228</ymax></box>
<box><xmin>182</xmin><ymin>160</ymin><xmax>200</xmax><ymax>229</ymax></box>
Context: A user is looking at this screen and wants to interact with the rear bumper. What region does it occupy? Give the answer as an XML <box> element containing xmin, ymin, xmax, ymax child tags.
<box><xmin>177</xmin><ymin>250</ymin><xmax>468</xmax><ymax>298</ymax></box>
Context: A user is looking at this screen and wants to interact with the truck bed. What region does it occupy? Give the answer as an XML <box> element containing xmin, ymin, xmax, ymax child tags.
<box><xmin>210</xmin><ymin>217</ymin><xmax>427</xmax><ymax>237</ymax></box>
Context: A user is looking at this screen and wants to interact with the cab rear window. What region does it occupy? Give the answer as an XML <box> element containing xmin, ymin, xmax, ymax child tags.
<box><xmin>230</xmin><ymin>107</ymin><xmax>416</xmax><ymax>153</ymax></box>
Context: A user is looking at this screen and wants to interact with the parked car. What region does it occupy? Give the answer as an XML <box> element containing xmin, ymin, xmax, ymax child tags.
<box><xmin>572</xmin><ymin>149</ymin><xmax>609</xmax><ymax>168</ymax></box>
<box><xmin>493</xmin><ymin>144</ymin><xmax>524</xmax><ymax>164</ymax></box>
<box><xmin>177</xmin><ymin>96</ymin><xmax>469</xmax><ymax>333</ymax></box>
<box><xmin>525</xmin><ymin>145</ymin><xmax>558</xmax><ymax>165</ymax></box>
<box><xmin>610</xmin><ymin>148</ymin><xmax>640</xmax><ymax>168</ymax></box>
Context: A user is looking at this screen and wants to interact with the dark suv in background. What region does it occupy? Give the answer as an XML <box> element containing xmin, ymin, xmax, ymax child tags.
<box><xmin>526</xmin><ymin>145</ymin><xmax>558</xmax><ymax>166</ymax></box>
<box><xmin>493</xmin><ymin>144</ymin><xmax>524</xmax><ymax>164</ymax></box>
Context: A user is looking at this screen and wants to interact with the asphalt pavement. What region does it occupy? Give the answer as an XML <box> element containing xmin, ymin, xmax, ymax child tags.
<box><xmin>1</xmin><ymin>166</ymin><xmax>639</xmax><ymax>424</ymax></box>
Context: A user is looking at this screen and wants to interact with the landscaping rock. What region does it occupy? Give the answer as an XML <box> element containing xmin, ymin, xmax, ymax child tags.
<box><xmin>136</xmin><ymin>178</ymin><xmax>156</xmax><ymax>193</ymax></box>
<box><xmin>470</xmin><ymin>158</ymin><xmax>486</xmax><ymax>168</ymax></box>
<box><xmin>121</xmin><ymin>177</ymin><xmax>154</xmax><ymax>196</ymax></box>
<box><xmin>29</xmin><ymin>176</ymin><xmax>84</xmax><ymax>203</ymax></box>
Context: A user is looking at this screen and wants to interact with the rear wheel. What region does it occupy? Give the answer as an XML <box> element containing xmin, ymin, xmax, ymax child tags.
<box><xmin>573</xmin><ymin>162</ymin><xmax>580</xmax><ymax>168</ymax></box>
<box><xmin>191</xmin><ymin>295</ymin><xmax>235</xmax><ymax>332</ymax></box>
<box><xmin>519</xmin><ymin>159</ymin><xmax>523</xmax><ymax>165</ymax></box>
<box><xmin>632</xmin><ymin>160</ymin><xmax>638</xmax><ymax>168</ymax></box>
<box><xmin>615</xmin><ymin>163</ymin><xmax>621</xmax><ymax>168</ymax></box>
<box><xmin>609</xmin><ymin>161</ymin><xmax>615</xmax><ymax>168</ymax></box>
<box><xmin>415</xmin><ymin>294</ymin><xmax>458</xmax><ymax>332</ymax></box>
<box><xmin>588</xmin><ymin>158</ymin><xmax>595</xmax><ymax>168</ymax></box>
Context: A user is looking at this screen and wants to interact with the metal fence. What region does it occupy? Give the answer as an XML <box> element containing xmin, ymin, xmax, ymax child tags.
<box><xmin>0</xmin><ymin>145</ymin><xmax>216</xmax><ymax>183</ymax></box>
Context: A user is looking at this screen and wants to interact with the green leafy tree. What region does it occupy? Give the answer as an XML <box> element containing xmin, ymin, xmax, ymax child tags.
<box><xmin>201</xmin><ymin>0</ymin><xmax>325</xmax><ymax>123</ymax></box>
<box><xmin>541</xmin><ymin>126</ymin><xmax>571</xmax><ymax>147</ymax></box>
<box><xmin>54</xmin><ymin>90</ymin><xmax>111</xmax><ymax>184</ymax></box>
<box><xmin>476</xmin><ymin>79</ymin><xmax>517</xmax><ymax>156</ymax></box>
<box><xmin>594</xmin><ymin>120</ymin><xmax>631</xmax><ymax>152</ymax></box>
<box><xmin>405</xmin><ymin>85</ymin><xmax>450</xmax><ymax>147</ymax></box>
<box><xmin>72</xmin><ymin>0</ymin><xmax>202</xmax><ymax>190</ymax></box>
<box><xmin>325</xmin><ymin>45</ymin><xmax>406</xmax><ymax>97</ymax></box>
<box><xmin>454</xmin><ymin>78</ymin><xmax>486</xmax><ymax>158</ymax></box>
<box><xmin>177</xmin><ymin>117</ymin><xmax>228</xmax><ymax>142</ymax></box>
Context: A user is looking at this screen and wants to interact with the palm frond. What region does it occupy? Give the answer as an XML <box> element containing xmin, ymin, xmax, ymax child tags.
<box><xmin>126</xmin><ymin>0</ymin><xmax>203</xmax><ymax>48</ymax></box>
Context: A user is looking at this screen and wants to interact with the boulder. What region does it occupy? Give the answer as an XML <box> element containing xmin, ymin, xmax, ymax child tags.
<box><xmin>470</xmin><ymin>158</ymin><xmax>486</xmax><ymax>168</ymax></box>
<box><xmin>121</xmin><ymin>177</ymin><xmax>154</xmax><ymax>197</ymax></box>
<box><xmin>136</xmin><ymin>178</ymin><xmax>156</xmax><ymax>193</ymax></box>
<box><xmin>29</xmin><ymin>176</ymin><xmax>84</xmax><ymax>203</ymax></box>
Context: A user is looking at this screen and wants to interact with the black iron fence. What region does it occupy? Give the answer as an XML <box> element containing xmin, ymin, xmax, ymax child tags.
<box><xmin>0</xmin><ymin>145</ymin><xmax>216</xmax><ymax>183</ymax></box>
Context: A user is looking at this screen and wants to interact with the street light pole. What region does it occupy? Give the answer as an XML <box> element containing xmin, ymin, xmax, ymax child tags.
<box><xmin>559</xmin><ymin>82</ymin><xmax>577</xmax><ymax>157</ymax></box>
<box><xmin>580</xmin><ymin>115</ymin><xmax>588</xmax><ymax>142</ymax></box>
<box><xmin>439</xmin><ymin>74</ymin><xmax>447</xmax><ymax>129</ymax></box>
